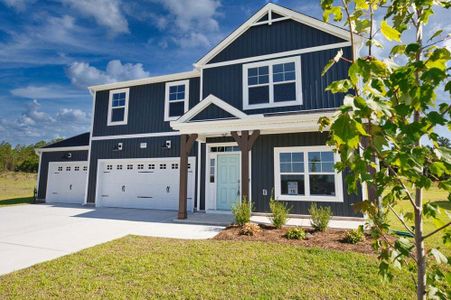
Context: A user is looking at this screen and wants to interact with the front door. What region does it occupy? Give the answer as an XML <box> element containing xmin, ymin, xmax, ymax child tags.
<box><xmin>216</xmin><ymin>154</ymin><xmax>240</xmax><ymax>210</ymax></box>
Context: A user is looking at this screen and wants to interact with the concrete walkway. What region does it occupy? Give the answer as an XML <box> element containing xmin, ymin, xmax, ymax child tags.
<box><xmin>0</xmin><ymin>204</ymin><xmax>223</xmax><ymax>276</ymax></box>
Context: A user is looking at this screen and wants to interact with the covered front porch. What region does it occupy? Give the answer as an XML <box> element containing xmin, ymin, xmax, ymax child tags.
<box><xmin>171</xmin><ymin>95</ymin><xmax>335</xmax><ymax>220</ymax></box>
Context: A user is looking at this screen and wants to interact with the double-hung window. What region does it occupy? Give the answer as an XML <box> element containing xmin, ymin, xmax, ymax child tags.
<box><xmin>274</xmin><ymin>146</ymin><xmax>343</xmax><ymax>202</ymax></box>
<box><xmin>243</xmin><ymin>56</ymin><xmax>302</xmax><ymax>109</ymax></box>
<box><xmin>108</xmin><ymin>88</ymin><xmax>129</xmax><ymax>126</ymax></box>
<box><xmin>165</xmin><ymin>80</ymin><xmax>189</xmax><ymax>121</ymax></box>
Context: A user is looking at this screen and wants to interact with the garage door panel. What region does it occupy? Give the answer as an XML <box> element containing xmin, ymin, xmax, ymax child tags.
<box><xmin>46</xmin><ymin>162</ymin><xmax>87</xmax><ymax>204</ymax></box>
<box><xmin>97</xmin><ymin>158</ymin><xmax>195</xmax><ymax>211</ymax></box>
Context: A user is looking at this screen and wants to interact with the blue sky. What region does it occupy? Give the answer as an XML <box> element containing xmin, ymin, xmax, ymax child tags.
<box><xmin>0</xmin><ymin>0</ymin><xmax>449</xmax><ymax>145</ymax></box>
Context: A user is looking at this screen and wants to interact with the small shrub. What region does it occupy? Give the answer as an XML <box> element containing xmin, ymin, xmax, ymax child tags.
<box><xmin>239</xmin><ymin>223</ymin><xmax>261</xmax><ymax>236</ymax></box>
<box><xmin>232</xmin><ymin>198</ymin><xmax>252</xmax><ymax>226</ymax></box>
<box><xmin>309</xmin><ymin>203</ymin><xmax>332</xmax><ymax>232</ymax></box>
<box><xmin>343</xmin><ymin>225</ymin><xmax>365</xmax><ymax>244</ymax></box>
<box><xmin>269</xmin><ymin>198</ymin><xmax>290</xmax><ymax>229</ymax></box>
<box><xmin>285</xmin><ymin>227</ymin><xmax>306</xmax><ymax>240</ymax></box>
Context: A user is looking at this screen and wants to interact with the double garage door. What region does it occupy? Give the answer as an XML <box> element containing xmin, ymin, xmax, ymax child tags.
<box><xmin>96</xmin><ymin>158</ymin><xmax>196</xmax><ymax>211</ymax></box>
<box><xmin>46</xmin><ymin>161</ymin><xmax>88</xmax><ymax>204</ymax></box>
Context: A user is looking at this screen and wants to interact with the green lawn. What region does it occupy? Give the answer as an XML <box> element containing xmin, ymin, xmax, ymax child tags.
<box><xmin>0</xmin><ymin>236</ymin><xmax>415</xmax><ymax>299</ymax></box>
<box><xmin>388</xmin><ymin>185</ymin><xmax>450</xmax><ymax>256</ymax></box>
<box><xmin>0</xmin><ymin>172</ymin><xmax>36</xmax><ymax>206</ymax></box>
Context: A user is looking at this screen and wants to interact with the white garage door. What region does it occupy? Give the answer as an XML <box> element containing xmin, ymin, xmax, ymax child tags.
<box><xmin>96</xmin><ymin>157</ymin><xmax>196</xmax><ymax>211</ymax></box>
<box><xmin>46</xmin><ymin>161</ymin><xmax>88</xmax><ymax>204</ymax></box>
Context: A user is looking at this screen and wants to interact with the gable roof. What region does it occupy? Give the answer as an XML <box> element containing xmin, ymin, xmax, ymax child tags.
<box><xmin>173</xmin><ymin>94</ymin><xmax>251</xmax><ymax>124</ymax></box>
<box><xmin>41</xmin><ymin>132</ymin><xmax>90</xmax><ymax>149</ymax></box>
<box><xmin>195</xmin><ymin>3</ymin><xmax>351</xmax><ymax>67</ymax></box>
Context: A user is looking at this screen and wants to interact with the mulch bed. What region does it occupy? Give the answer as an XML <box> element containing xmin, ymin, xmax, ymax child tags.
<box><xmin>213</xmin><ymin>224</ymin><xmax>377</xmax><ymax>255</ymax></box>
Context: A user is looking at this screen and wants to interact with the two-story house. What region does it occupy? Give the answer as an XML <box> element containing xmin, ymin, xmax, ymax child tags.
<box><xmin>36</xmin><ymin>3</ymin><xmax>364</xmax><ymax>222</ymax></box>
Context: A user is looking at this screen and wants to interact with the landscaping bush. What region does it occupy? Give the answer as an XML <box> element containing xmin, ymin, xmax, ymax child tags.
<box><xmin>285</xmin><ymin>227</ymin><xmax>306</xmax><ymax>240</ymax></box>
<box><xmin>239</xmin><ymin>223</ymin><xmax>261</xmax><ymax>236</ymax></box>
<box><xmin>269</xmin><ymin>198</ymin><xmax>290</xmax><ymax>229</ymax></box>
<box><xmin>309</xmin><ymin>203</ymin><xmax>332</xmax><ymax>232</ymax></box>
<box><xmin>343</xmin><ymin>225</ymin><xmax>365</xmax><ymax>244</ymax></box>
<box><xmin>232</xmin><ymin>198</ymin><xmax>252</xmax><ymax>226</ymax></box>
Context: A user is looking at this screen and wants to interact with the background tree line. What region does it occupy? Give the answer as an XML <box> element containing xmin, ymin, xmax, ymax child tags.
<box><xmin>0</xmin><ymin>138</ymin><xmax>63</xmax><ymax>173</ymax></box>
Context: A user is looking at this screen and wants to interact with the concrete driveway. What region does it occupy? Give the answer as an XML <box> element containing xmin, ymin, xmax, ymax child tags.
<box><xmin>0</xmin><ymin>204</ymin><xmax>223</xmax><ymax>276</ymax></box>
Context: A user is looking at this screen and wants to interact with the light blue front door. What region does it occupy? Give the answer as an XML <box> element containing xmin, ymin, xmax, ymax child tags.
<box><xmin>216</xmin><ymin>154</ymin><xmax>240</xmax><ymax>210</ymax></box>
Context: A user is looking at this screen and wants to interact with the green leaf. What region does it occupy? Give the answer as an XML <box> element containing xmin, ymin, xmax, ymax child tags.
<box><xmin>321</xmin><ymin>49</ymin><xmax>343</xmax><ymax>76</ymax></box>
<box><xmin>430</xmin><ymin>162</ymin><xmax>447</xmax><ymax>177</ymax></box>
<box><xmin>355</xmin><ymin>0</ymin><xmax>369</xmax><ymax>10</ymax></box>
<box><xmin>381</xmin><ymin>20</ymin><xmax>401</xmax><ymax>42</ymax></box>
<box><xmin>428</xmin><ymin>29</ymin><xmax>443</xmax><ymax>42</ymax></box>
<box><xmin>430</xmin><ymin>248</ymin><xmax>448</xmax><ymax>264</ymax></box>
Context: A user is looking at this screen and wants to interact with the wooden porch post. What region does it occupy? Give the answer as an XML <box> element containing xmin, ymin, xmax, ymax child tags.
<box><xmin>231</xmin><ymin>130</ymin><xmax>260</xmax><ymax>201</ymax></box>
<box><xmin>178</xmin><ymin>133</ymin><xmax>198</xmax><ymax>219</ymax></box>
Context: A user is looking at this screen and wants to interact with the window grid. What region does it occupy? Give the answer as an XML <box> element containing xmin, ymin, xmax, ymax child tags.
<box><xmin>171</xmin><ymin>163</ymin><xmax>178</xmax><ymax>169</ymax></box>
<box><xmin>127</xmin><ymin>164</ymin><xmax>133</xmax><ymax>170</ymax></box>
<box><xmin>137</xmin><ymin>164</ymin><xmax>144</xmax><ymax>170</ymax></box>
<box><xmin>106</xmin><ymin>165</ymin><xmax>113</xmax><ymax>170</ymax></box>
<box><xmin>160</xmin><ymin>164</ymin><xmax>167</xmax><ymax>170</ymax></box>
<box><xmin>83</xmin><ymin>166</ymin><xmax>88</xmax><ymax>171</ymax></box>
<box><xmin>74</xmin><ymin>166</ymin><xmax>80</xmax><ymax>171</ymax></box>
<box><xmin>58</xmin><ymin>166</ymin><xmax>63</xmax><ymax>171</ymax></box>
<box><xmin>148</xmin><ymin>164</ymin><xmax>155</xmax><ymax>170</ymax></box>
<box><xmin>117</xmin><ymin>165</ymin><xmax>123</xmax><ymax>170</ymax></box>
<box><xmin>66</xmin><ymin>166</ymin><xmax>71</xmax><ymax>171</ymax></box>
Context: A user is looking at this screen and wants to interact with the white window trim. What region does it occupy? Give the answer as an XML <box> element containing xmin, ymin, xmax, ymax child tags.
<box><xmin>274</xmin><ymin>146</ymin><xmax>343</xmax><ymax>203</ymax></box>
<box><xmin>242</xmin><ymin>56</ymin><xmax>302</xmax><ymax>110</ymax></box>
<box><xmin>107</xmin><ymin>88</ymin><xmax>129</xmax><ymax>126</ymax></box>
<box><xmin>164</xmin><ymin>80</ymin><xmax>190</xmax><ymax>121</ymax></box>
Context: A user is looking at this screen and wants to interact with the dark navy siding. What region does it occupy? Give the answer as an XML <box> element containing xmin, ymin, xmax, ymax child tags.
<box><xmin>202</xmin><ymin>47</ymin><xmax>351</xmax><ymax>115</ymax></box>
<box><xmin>191</xmin><ymin>104</ymin><xmax>236</xmax><ymax>121</ymax></box>
<box><xmin>92</xmin><ymin>77</ymin><xmax>200</xmax><ymax>137</ymax></box>
<box><xmin>251</xmin><ymin>132</ymin><xmax>362</xmax><ymax>217</ymax></box>
<box><xmin>200</xmin><ymin>133</ymin><xmax>361</xmax><ymax>217</ymax></box>
<box><xmin>86</xmin><ymin>136</ymin><xmax>198</xmax><ymax>203</ymax></box>
<box><xmin>42</xmin><ymin>133</ymin><xmax>90</xmax><ymax>149</ymax></box>
<box><xmin>37</xmin><ymin>150</ymin><xmax>88</xmax><ymax>200</ymax></box>
<box><xmin>209</xmin><ymin>19</ymin><xmax>345</xmax><ymax>63</ymax></box>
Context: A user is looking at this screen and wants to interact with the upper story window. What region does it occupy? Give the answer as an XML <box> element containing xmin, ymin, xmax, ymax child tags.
<box><xmin>108</xmin><ymin>88</ymin><xmax>129</xmax><ymax>126</ymax></box>
<box><xmin>243</xmin><ymin>56</ymin><xmax>302</xmax><ymax>110</ymax></box>
<box><xmin>164</xmin><ymin>80</ymin><xmax>189</xmax><ymax>121</ymax></box>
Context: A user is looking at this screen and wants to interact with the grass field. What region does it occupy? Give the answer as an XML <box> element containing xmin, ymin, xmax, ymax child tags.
<box><xmin>388</xmin><ymin>185</ymin><xmax>450</xmax><ymax>256</ymax></box>
<box><xmin>0</xmin><ymin>236</ymin><xmax>416</xmax><ymax>299</ymax></box>
<box><xmin>0</xmin><ymin>172</ymin><xmax>36</xmax><ymax>206</ymax></box>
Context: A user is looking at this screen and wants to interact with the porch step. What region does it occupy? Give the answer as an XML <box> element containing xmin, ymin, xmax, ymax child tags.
<box><xmin>173</xmin><ymin>213</ymin><xmax>234</xmax><ymax>227</ymax></box>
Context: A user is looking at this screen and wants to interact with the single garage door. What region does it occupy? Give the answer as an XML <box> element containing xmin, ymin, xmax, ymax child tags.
<box><xmin>46</xmin><ymin>161</ymin><xmax>88</xmax><ymax>204</ymax></box>
<box><xmin>96</xmin><ymin>157</ymin><xmax>196</xmax><ymax>211</ymax></box>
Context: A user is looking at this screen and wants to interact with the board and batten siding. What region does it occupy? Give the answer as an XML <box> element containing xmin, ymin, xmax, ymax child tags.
<box><xmin>208</xmin><ymin>19</ymin><xmax>346</xmax><ymax>63</ymax></box>
<box><xmin>202</xmin><ymin>47</ymin><xmax>352</xmax><ymax>116</ymax></box>
<box><xmin>86</xmin><ymin>136</ymin><xmax>198</xmax><ymax>204</ymax></box>
<box><xmin>92</xmin><ymin>77</ymin><xmax>200</xmax><ymax>137</ymax></box>
<box><xmin>200</xmin><ymin>133</ymin><xmax>361</xmax><ymax>217</ymax></box>
<box><xmin>37</xmin><ymin>150</ymin><xmax>89</xmax><ymax>200</ymax></box>
<box><xmin>251</xmin><ymin>132</ymin><xmax>362</xmax><ymax>217</ymax></box>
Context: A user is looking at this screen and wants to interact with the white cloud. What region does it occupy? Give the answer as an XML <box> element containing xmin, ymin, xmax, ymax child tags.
<box><xmin>56</xmin><ymin>108</ymin><xmax>89</xmax><ymax>123</ymax></box>
<box><xmin>158</xmin><ymin>0</ymin><xmax>221</xmax><ymax>33</ymax></box>
<box><xmin>11</xmin><ymin>85</ymin><xmax>87</xmax><ymax>99</ymax></box>
<box><xmin>173</xmin><ymin>32</ymin><xmax>211</xmax><ymax>49</ymax></box>
<box><xmin>62</xmin><ymin>0</ymin><xmax>129</xmax><ymax>35</ymax></box>
<box><xmin>0</xmin><ymin>0</ymin><xmax>34</xmax><ymax>11</ymax></box>
<box><xmin>66</xmin><ymin>60</ymin><xmax>150</xmax><ymax>88</ymax></box>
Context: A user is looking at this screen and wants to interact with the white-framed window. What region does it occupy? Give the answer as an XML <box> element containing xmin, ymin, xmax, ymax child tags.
<box><xmin>148</xmin><ymin>164</ymin><xmax>155</xmax><ymax>170</ymax></box>
<box><xmin>171</xmin><ymin>163</ymin><xmax>178</xmax><ymax>169</ymax></box>
<box><xmin>243</xmin><ymin>56</ymin><xmax>302</xmax><ymax>110</ymax></box>
<box><xmin>127</xmin><ymin>164</ymin><xmax>133</xmax><ymax>170</ymax></box>
<box><xmin>137</xmin><ymin>164</ymin><xmax>144</xmax><ymax>170</ymax></box>
<box><xmin>274</xmin><ymin>146</ymin><xmax>343</xmax><ymax>202</ymax></box>
<box><xmin>164</xmin><ymin>80</ymin><xmax>189</xmax><ymax>121</ymax></box>
<box><xmin>160</xmin><ymin>164</ymin><xmax>167</xmax><ymax>170</ymax></box>
<box><xmin>66</xmin><ymin>166</ymin><xmax>71</xmax><ymax>171</ymax></box>
<box><xmin>58</xmin><ymin>166</ymin><xmax>63</xmax><ymax>171</ymax></box>
<box><xmin>107</xmin><ymin>88</ymin><xmax>129</xmax><ymax>126</ymax></box>
<box><xmin>117</xmin><ymin>165</ymin><xmax>123</xmax><ymax>170</ymax></box>
<box><xmin>83</xmin><ymin>166</ymin><xmax>88</xmax><ymax>171</ymax></box>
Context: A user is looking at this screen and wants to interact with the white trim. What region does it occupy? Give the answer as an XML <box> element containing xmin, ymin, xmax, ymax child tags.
<box><xmin>89</xmin><ymin>70</ymin><xmax>199</xmax><ymax>92</ymax></box>
<box><xmin>164</xmin><ymin>80</ymin><xmax>190</xmax><ymax>122</ymax></box>
<box><xmin>242</xmin><ymin>56</ymin><xmax>302</xmax><ymax>110</ymax></box>
<box><xmin>36</xmin><ymin>146</ymin><xmax>89</xmax><ymax>153</ymax></box>
<box><xmin>195</xmin><ymin>3</ymin><xmax>350</xmax><ymax>67</ymax></box>
<box><xmin>36</xmin><ymin>152</ymin><xmax>42</xmax><ymax>197</ymax></box>
<box><xmin>196</xmin><ymin>140</ymin><xmax>202</xmax><ymax>211</ymax></box>
<box><xmin>91</xmin><ymin>131</ymin><xmax>180</xmax><ymax>141</ymax></box>
<box><xmin>84</xmin><ymin>90</ymin><xmax>96</xmax><ymax>205</ymax></box>
<box><xmin>174</xmin><ymin>94</ymin><xmax>251</xmax><ymax>124</ymax></box>
<box><xmin>199</xmin><ymin>69</ymin><xmax>204</xmax><ymax>101</ymax></box>
<box><xmin>171</xmin><ymin>111</ymin><xmax>334</xmax><ymax>135</ymax></box>
<box><xmin>200</xmin><ymin>42</ymin><xmax>351</xmax><ymax>70</ymax></box>
<box><xmin>274</xmin><ymin>146</ymin><xmax>343</xmax><ymax>202</ymax></box>
<box><xmin>107</xmin><ymin>88</ymin><xmax>129</xmax><ymax>126</ymax></box>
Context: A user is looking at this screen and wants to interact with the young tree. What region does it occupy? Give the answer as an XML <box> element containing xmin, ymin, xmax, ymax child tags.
<box><xmin>319</xmin><ymin>0</ymin><xmax>450</xmax><ymax>299</ymax></box>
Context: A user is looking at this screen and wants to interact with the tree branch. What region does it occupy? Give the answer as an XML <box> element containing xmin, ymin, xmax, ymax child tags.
<box><xmin>422</xmin><ymin>222</ymin><xmax>451</xmax><ymax>240</ymax></box>
<box><xmin>388</xmin><ymin>205</ymin><xmax>415</xmax><ymax>235</ymax></box>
